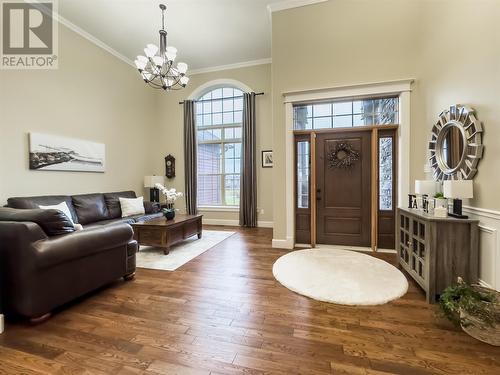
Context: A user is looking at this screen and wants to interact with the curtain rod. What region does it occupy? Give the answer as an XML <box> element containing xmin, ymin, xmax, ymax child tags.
<box><xmin>179</xmin><ymin>92</ymin><xmax>264</xmax><ymax>105</ymax></box>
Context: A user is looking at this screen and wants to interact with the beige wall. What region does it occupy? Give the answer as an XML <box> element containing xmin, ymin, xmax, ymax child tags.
<box><xmin>150</xmin><ymin>64</ymin><xmax>273</xmax><ymax>224</ymax></box>
<box><xmin>271</xmin><ymin>0</ymin><xmax>422</xmax><ymax>240</ymax></box>
<box><xmin>271</xmin><ymin>0</ymin><xmax>500</xmax><ymax>240</ymax></box>
<box><xmin>413</xmin><ymin>0</ymin><xmax>500</xmax><ymax>210</ymax></box>
<box><xmin>0</xmin><ymin>25</ymin><xmax>158</xmax><ymax>204</ymax></box>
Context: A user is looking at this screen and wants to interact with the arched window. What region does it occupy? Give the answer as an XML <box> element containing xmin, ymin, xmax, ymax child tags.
<box><xmin>196</xmin><ymin>87</ymin><xmax>244</xmax><ymax>207</ymax></box>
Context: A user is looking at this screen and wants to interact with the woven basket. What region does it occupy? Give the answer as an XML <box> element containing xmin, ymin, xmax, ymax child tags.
<box><xmin>460</xmin><ymin>287</ymin><xmax>500</xmax><ymax>346</ymax></box>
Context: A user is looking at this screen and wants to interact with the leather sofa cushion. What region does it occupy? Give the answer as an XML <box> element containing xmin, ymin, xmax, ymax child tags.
<box><xmin>33</xmin><ymin>224</ymin><xmax>133</xmax><ymax>268</ymax></box>
<box><xmin>7</xmin><ymin>195</ymin><xmax>79</xmax><ymax>224</ymax></box>
<box><xmin>104</xmin><ymin>191</ymin><xmax>137</xmax><ymax>219</ymax></box>
<box><xmin>0</xmin><ymin>207</ymin><xmax>75</xmax><ymax>236</ymax></box>
<box><xmin>72</xmin><ymin>193</ymin><xmax>109</xmax><ymax>225</ymax></box>
<box><xmin>83</xmin><ymin>212</ymin><xmax>163</xmax><ymax>229</ymax></box>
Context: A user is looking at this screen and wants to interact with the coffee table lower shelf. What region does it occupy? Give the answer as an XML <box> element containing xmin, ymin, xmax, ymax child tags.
<box><xmin>131</xmin><ymin>214</ymin><xmax>203</xmax><ymax>255</ymax></box>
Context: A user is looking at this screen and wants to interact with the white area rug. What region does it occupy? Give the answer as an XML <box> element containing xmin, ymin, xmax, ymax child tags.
<box><xmin>137</xmin><ymin>230</ymin><xmax>235</xmax><ymax>271</ymax></box>
<box><xmin>273</xmin><ymin>249</ymin><xmax>408</xmax><ymax>305</ymax></box>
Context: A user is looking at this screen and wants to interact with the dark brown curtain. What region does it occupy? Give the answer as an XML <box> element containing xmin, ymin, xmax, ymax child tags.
<box><xmin>183</xmin><ymin>100</ymin><xmax>197</xmax><ymax>215</ymax></box>
<box><xmin>239</xmin><ymin>92</ymin><xmax>257</xmax><ymax>227</ymax></box>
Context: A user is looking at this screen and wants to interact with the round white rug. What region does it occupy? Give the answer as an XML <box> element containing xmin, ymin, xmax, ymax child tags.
<box><xmin>273</xmin><ymin>249</ymin><xmax>408</xmax><ymax>305</ymax></box>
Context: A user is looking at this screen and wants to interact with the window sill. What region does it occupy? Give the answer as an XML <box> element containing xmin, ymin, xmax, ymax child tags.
<box><xmin>198</xmin><ymin>206</ymin><xmax>240</xmax><ymax>213</ymax></box>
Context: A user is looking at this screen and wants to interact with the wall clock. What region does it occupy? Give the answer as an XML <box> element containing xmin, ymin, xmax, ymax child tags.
<box><xmin>165</xmin><ymin>154</ymin><xmax>175</xmax><ymax>179</ymax></box>
<box><xmin>428</xmin><ymin>105</ymin><xmax>483</xmax><ymax>180</ymax></box>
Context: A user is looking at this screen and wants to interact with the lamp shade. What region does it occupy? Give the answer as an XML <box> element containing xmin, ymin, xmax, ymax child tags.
<box><xmin>144</xmin><ymin>175</ymin><xmax>164</xmax><ymax>188</ymax></box>
<box><xmin>443</xmin><ymin>180</ymin><xmax>473</xmax><ymax>199</ymax></box>
<box><xmin>415</xmin><ymin>180</ymin><xmax>437</xmax><ymax>195</ymax></box>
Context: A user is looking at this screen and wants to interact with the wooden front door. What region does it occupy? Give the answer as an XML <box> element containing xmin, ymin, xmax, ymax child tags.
<box><xmin>316</xmin><ymin>131</ymin><xmax>371</xmax><ymax>246</ymax></box>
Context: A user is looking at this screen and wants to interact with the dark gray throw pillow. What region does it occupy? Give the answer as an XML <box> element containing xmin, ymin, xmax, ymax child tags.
<box><xmin>0</xmin><ymin>207</ymin><xmax>75</xmax><ymax>236</ymax></box>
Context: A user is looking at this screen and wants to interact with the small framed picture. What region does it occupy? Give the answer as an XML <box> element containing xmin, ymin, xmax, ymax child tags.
<box><xmin>262</xmin><ymin>150</ymin><xmax>273</xmax><ymax>168</ymax></box>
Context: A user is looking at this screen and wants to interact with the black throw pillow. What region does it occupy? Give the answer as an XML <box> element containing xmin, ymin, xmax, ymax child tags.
<box><xmin>0</xmin><ymin>207</ymin><xmax>75</xmax><ymax>236</ymax></box>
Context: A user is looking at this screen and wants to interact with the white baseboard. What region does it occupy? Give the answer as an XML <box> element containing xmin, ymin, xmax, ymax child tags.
<box><xmin>203</xmin><ymin>219</ymin><xmax>274</xmax><ymax>228</ymax></box>
<box><xmin>478</xmin><ymin>279</ymin><xmax>494</xmax><ymax>289</ymax></box>
<box><xmin>0</xmin><ymin>314</ymin><xmax>4</xmax><ymax>334</ymax></box>
<box><xmin>272</xmin><ymin>237</ymin><xmax>294</xmax><ymax>249</ymax></box>
<box><xmin>257</xmin><ymin>221</ymin><xmax>274</xmax><ymax>228</ymax></box>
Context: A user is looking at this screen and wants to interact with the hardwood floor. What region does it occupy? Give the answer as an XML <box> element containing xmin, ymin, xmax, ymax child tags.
<box><xmin>0</xmin><ymin>226</ymin><xmax>499</xmax><ymax>374</ymax></box>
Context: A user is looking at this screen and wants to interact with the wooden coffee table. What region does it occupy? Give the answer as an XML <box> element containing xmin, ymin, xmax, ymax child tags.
<box><xmin>131</xmin><ymin>214</ymin><xmax>202</xmax><ymax>255</ymax></box>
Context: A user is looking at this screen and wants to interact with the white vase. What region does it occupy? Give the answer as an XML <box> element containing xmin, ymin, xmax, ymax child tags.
<box><xmin>434</xmin><ymin>198</ymin><xmax>448</xmax><ymax>208</ymax></box>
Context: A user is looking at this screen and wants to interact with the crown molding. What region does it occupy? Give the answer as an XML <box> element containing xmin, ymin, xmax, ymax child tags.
<box><xmin>53</xmin><ymin>13</ymin><xmax>135</xmax><ymax>68</ymax></box>
<box><xmin>267</xmin><ymin>0</ymin><xmax>328</xmax><ymax>13</ymax></box>
<box><xmin>189</xmin><ymin>58</ymin><xmax>272</xmax><ymax>76</ymax></box>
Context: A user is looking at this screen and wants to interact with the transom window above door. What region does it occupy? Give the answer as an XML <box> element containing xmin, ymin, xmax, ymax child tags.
<box><xmin>293</xmin><ymin>96</ymin><xmax>399</xmax><ymax>130</ymax></box>
<box><xmin>196</xmin><ymin>87</ymin><xmax>243</xmax><ymax>207</ymax></box>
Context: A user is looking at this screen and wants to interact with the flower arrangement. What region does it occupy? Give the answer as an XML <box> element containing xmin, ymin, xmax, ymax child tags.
<box><xmin>155</xmin><ymin>183</ymin><xmax>183</xmax><ymax>211</ymax></box>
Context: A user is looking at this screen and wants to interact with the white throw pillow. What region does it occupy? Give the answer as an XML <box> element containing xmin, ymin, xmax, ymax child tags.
<box><xmin>38</xmin><ymin>201</ymin><xmax>75</xmax><ymax>226</ymax></box>
<box><xmin>119</xmin><ymin>196</ymin><xmax>145</xmax><ymax>217</ymax></box>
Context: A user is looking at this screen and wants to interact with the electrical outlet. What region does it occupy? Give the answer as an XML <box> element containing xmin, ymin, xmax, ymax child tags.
<box><xmin>260</xmin><ymin>208</ymin><xmax>265</xmax><ymax>215</ymax></box>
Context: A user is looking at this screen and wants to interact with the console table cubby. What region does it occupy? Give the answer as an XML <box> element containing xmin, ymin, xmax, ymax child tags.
<box><xmin>396</xmin><ymin>207</ymin><xmax>479</xmax><ymax>303</ymax></box>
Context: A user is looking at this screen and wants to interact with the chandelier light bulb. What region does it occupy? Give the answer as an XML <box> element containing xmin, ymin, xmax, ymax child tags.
<box><xmin>165</xmin><ymin>46</ymin><xmax>177</xmax><ymax>62</ymax></box>
<box><xmin>134</xmin><ymin>59</ymin><xmax>147</xmax><ymax>70</ymax></box>
<box><xmin>146</xmin><ymin>44</ymin><xmax>158</xmax><ymax>55</ymax></box>
<box><xmin>137</xmin><ymin>55</ymin><xmax>148</xmax><ymax>63</ymax></box>
<box><xmin>142</xmin><ymin>72</ymin><xmax>153</xmax><ymax>81</ymax></box>
<box><xmin>177</xmin><ymin>62</ymin><xmax>188</xmax><ymax>74</ymax></box>
<box><xmin>180</xmin><ymin>76</ymin><xmax>189</xmax><ymax>86</ymax></box>
<box><xmin>152</xmin><ymin>56</ymin><xmax>163</xmax><ymax>67</ymax></box>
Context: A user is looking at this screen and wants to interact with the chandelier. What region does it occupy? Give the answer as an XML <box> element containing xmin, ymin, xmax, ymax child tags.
<box><xmin>134</xmin><ymin>4</ymin><xmax>189</xmax><ymax>90</ymax></box>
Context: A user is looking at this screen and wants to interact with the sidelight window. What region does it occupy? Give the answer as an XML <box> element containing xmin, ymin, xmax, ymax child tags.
<box><xmin>379</xmin><ymin>137</ymin><xmax>393</xmax><ymax>210</ymax></box>
<box><xmin>296</xmin><ymin>141</ymin><xmax>310</xmax><ymax>208</ymax></box>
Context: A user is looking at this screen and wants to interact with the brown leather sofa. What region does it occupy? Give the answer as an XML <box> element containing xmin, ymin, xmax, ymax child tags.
<box><xmin>0</xmin><ymin>191</ymin><xmax>162</xmax><ymax>321</ymax></box>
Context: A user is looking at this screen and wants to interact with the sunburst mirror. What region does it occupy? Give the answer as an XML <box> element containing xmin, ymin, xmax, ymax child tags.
<box><xmin>428</xmin><ymin>105</ymin><xmax>483</xmax><ymax>180</ymax></box>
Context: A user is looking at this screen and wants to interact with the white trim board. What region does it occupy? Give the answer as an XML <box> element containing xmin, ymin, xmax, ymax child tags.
<box><xmin>203</xmin><ymin>219</ymin><xmax>273</xmax><ymax>228</ymax></box>
<box><xmin>463</xmin><ymin>205</ymin><xmax>500</xmax><ymax>221</ymax></box>
<box><xmin>189</xmin><ymin>58</ymin><xmax>272</xmax><ymax>76</ymax></box>
<box><xmin>267</xmin><ymin>0</ymin><xmax>328</xmax><ymax>13</ymax></box>
<box><xmin>282</xmin><ymin>79</ymin><xmax>414</xmax><ymax>103</ymax></box>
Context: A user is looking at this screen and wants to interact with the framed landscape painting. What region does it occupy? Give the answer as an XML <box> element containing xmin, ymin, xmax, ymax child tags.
<box><xmin>29</xmin><ymin>133</ymin><xmax>105</xmax><ymax>172</ymax></box>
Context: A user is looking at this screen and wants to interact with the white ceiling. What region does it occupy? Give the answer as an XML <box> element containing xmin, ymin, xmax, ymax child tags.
<box><xmin>58</xmin><ymin>0</ymin><xmax>295</xmax><ymax>72</ymax></box>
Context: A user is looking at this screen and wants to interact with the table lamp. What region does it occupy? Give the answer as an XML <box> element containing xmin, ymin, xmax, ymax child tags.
<box><xmin>443</xmin><ymin>180</ymin><xmax>473</xmax><ymax>219</ymax></box>
<box><xmin>144</xmin><ymin>175</ymin><xmax>164</xmax><ymax>202</ymax></box>
<box><xmin>415</xmin><ymin>180</ymin><xmax>437</xmax><ymax>196</ymax></box>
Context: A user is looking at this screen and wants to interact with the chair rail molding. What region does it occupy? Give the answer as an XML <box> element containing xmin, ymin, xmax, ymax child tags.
<box><xmin>273</xmin><ymin>79</ymin><xmax>414</xmax><ymax>250</ymax></box>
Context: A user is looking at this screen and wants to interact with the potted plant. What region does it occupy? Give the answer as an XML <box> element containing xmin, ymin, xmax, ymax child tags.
<box><xmin>155</xmin><ymin>183</ymin><xmax>183</xmax><ymax>220</ymax></box>
<box><xmin>434</xmin><ymin>192</ymin><xmax>448</xmax><ymax>209</ymax></box>
<box><xmin>439</xmin><ymin>277</ymin><xmax>500</xmax><ymax>346</ymax></box>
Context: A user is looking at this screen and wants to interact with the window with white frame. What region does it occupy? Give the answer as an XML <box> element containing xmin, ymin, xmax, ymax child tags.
<box><xmin>293</xmin><ymin>96</ymin><xmax>399</xmax><ymax>130</ymax></box>
<box><xmin>196</xmin><ymin>87</ymin><xmax>244</xmax><ymax>207</ymax></box>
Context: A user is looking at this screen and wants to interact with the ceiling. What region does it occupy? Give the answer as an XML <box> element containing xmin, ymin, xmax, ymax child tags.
<box><xmin>58</xmin><ymin>0</ymin><xmax>293</xmax><ymax>72</ymax></box>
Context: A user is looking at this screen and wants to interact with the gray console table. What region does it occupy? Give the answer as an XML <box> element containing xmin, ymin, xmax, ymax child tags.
<box><xmin>396</xmin><ymin>207</ymin><xmax>479</xmax><ymax>303</ymax></box>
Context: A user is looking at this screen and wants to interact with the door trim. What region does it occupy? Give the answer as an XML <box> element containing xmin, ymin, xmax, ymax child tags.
<box><xmin>310</xmin><ymin>132</ymin><xmax>317</xmax><ymax>248</ymax></box>
<box><xmin>276</xmin><ymin>81</ymin><xmax>413</xmax><ymax>250</ymax></box>
<box><xmin>371</xmin><ymin>128</ymin><xmax>379</xmax><ymax>251</ymax></box>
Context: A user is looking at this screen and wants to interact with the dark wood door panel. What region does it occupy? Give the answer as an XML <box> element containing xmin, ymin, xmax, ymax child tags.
<box><xmin>316</xmin><ymin>131</ymin><xmax>371</xmax><ymax>246</ymax></box>
<box><xmin>296</xmin><ymin>212</ymin><xmax>311</xmax><ymax>244</ymax></box>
